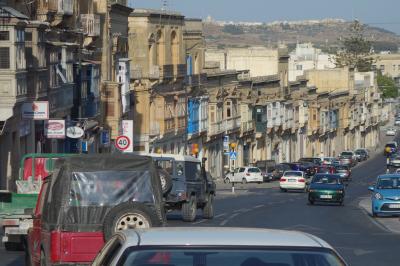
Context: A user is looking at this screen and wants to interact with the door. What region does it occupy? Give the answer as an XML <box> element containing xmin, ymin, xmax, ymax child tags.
<box><xmin>28</xmin><ymin>180</ymin><xmax>49</xmax><ymax>264</ymax></box>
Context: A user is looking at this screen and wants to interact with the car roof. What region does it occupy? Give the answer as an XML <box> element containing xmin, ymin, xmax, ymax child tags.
<box><xmin>378</xmin><ymin>174</ymin><xmax>400</xmax><ymax>179</ymax></box>
<box><xmin>118</xmin><ymin>228</ymin><xmax>333</xmax><ymax>248</ymax></box>
<box><xmin>132</xmin><ymin>152</ymin><xmax>200</xmax><ymax>163</ymax></box>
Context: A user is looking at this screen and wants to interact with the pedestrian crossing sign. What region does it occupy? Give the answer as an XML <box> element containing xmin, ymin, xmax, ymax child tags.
<box><xmin>230</xmin><ymin>151</ymin><xmax>237</xmax><ymax>160</ymax></box>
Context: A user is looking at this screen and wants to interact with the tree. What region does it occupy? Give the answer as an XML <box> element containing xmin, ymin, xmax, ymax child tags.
<box><xmin>335</xmin><ymin>20</ymin><xmax>375</xmax><ymax>71</ymax></box>
<box><xmin>377</xmin><ymin>72</ymin><xmax>398</xmax><ymax>98</ymax></box>
<box><xmin>222</xmin><ymin>25</ymin><xmax>244</xmax><ymax>35</ymax></box>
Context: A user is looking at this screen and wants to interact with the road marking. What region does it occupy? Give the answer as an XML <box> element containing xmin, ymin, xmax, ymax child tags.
<box><xmin>234</xmin><ymin>208</ymin><xmax>248</xmax><ymax>213</ymax></box>
<box><xmin>192</xmin><ymin>219</ymin><xmax>207</xmax><ymax>225</ymax></box>
<box><xmin>214</xmin><ymin>213</ymin><xmax>227</xmax><ymax>218</ymax></box>
<box><xmin>220</xmin><ymin>213</ymin><xmax>240</xmax><ymax>226</ymax></box>
<box><xmin>253</xmin><ymin>204</ymin><xmax>264</xmax><ymax>209</ymax></box>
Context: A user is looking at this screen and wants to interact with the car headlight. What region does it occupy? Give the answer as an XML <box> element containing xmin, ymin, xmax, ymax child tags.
<box><xmin>374</xmin><ymin>193</ymin><xmax>383</xmax><ymax>200</ymax></box>
<box><xmin>308</xmin><ymin>189</ymin><xmax>316</xmax><ymax>193</ymax></box>
<box><xmin>336</xmin><ymin>190</ymin><xmax>344</xmax><ymax>194</ymax></box>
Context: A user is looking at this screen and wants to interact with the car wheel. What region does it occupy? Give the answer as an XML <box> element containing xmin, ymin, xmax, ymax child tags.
<box><xmin>242</xmin><ymin>178</ymin><xmax>247</xmax><ymax>184</ymax></box>
<box><xmin>103</xmin><ymin>202</ymin><xmax>161</xmax><ymax>241</ymax></box>
<box><xmin>182</xmin><ymin>196</ymin><xmax>197</xmax><ymax>222</ymax></box>
<box><xmin>280</xmin><ymin>188</ymin><xmax>287</xmax><ymax>192</ymax></box>
<box><xmin>372</xmin><ymin>210</ymin><xmax>378</xmax><ymax>217</ymax></box>
<box><xmin>158</xmin><ymin>169</ymin><xmax>173</xmax><ymax>197</ymax></box>
<box><xmin>202</xmin><ymin>194</ymin><xmax>214</xmax><ymax>219</ymax></box>
<box><xmin>224</xmin><ymin>178</ymin><xmax>230</xmax><ymax>184</ymax></box>
<box><xmin>308</xmin><ymin>199</ymin><xmax>314</xmax><ymax>205</ymax></box>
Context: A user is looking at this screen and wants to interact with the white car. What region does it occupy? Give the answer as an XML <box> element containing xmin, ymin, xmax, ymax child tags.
<box><xmin>395</xmin><ymin>120</ymin><xmax>400</xmax><ymax>126</ymax></box>
<box><xmin>390</xmin><ymin>155</ymin><xmax>400</xmax><ymax>168</ymax></box>
<box><xmin>386</xmin><ymin>128</ymin><xmax>396</xmax><ymax>136</ymax></box>
<box><xmin>92</xmin><ymin>228</ymin><xmax>348</xmax><ymax>266</ymax></box>
<box><xmin>225</xmin><ymin>167</ymin><xmax>263</xmax><ymax>184</ymax></box>
<box><xmin>279</xmin><ymin>171</ymin><xmax>306</xmax><ymax>192</ymax></box>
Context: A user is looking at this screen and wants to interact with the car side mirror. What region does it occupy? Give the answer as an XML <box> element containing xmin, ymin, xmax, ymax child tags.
<box><xmin>368</xmin><ymin>186</ymin><xmax>374</xmax><ymax>192</ymax></box>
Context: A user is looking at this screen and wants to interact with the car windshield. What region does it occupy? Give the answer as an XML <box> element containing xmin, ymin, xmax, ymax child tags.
<box><xmin>335</xmin><ymin>166</ymin><xmax>348</xmax><ymax>171</ymax></box>
<box><xmin>386</xmin><ymin>144</ymin><xmax>396</xmax><ymax>148</ymax></box>
<box><xmin>248</xmin><ymin>168</ymin><xmax>261</xmax><ymax>173</ymax></box>
<box><xmin>313</xmin><ymin>175</ymin><xmax>341</xmax><ymax>184</ymax></box>
<box><xmin>377</xmin><ymin>177</ymin><xmax>400</xmax><ymax>189</ymax></box>
<box><xmin>120</xmin><ymin>248</ymin><xmax>345</xmax><ymax>266</ymax></box>
<box><xmin>284</xmin><ymin>171</ymin><xmax>303</xmax><ymax>177</ymax></box>
<box><xmin>341</xmin><ymin>152</ymin><xmax>353</xmax><ymax>156</ymax></box>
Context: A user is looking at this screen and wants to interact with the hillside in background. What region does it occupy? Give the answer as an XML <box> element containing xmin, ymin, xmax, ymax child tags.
<box><xmin>204</xmin><ymin>20</ymin><xmax>400</xmax><ymax>52</ymax></box>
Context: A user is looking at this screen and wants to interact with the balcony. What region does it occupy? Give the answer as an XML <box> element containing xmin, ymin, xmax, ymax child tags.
<box><xmin>160</xmin><ymin>65</ymin><xmax>174</xmax><ymax>79</ymax></box>
<box><xmin>224</xmin><ymin>117</ymin><xmax>241</xmax><ymax>132</ymax></box>
<box><xmin>210</xmin><ymin>121</ymin><xmax>223</xmax><ymax>136</ymax></box>
<box><xmin>241</xmin><ymin>121</ymin><xmax>255</xmax><ymax>133</ymax></box>
<box><xmin>58</xmin><ymin>0</ymin><xmax>73</xmax><ymax>15</ymax></box>
<box><xmin>131</xmin><ymin>65</ymin><xmax>160</xmax><ymax>80</ymax></box>
<box><xmin>185</xmin><ymin>73</ymin><xmax>207</xmax><ymax>87</ymax></box>
<box><xmin>80</xmin><ymin>14</ymin><xmax>100</xmax><ymax>37</ymax></box>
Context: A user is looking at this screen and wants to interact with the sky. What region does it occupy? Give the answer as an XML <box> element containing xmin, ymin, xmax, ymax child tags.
<box><xmin>128</xmin><ymin>0</ymin><xmax>400</xmax><ymax>34</ymax></box>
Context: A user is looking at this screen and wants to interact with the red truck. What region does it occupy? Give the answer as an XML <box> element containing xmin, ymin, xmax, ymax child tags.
<box><xmin>26</xmin><ymin>154</ymin><xmax>165</xmax><ymax>265</ymax></box>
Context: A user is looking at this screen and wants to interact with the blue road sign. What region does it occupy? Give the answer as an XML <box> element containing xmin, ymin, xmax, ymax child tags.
<box><xmin>230</xmin><ymin>151</ymin><xmax>237</xmax><ymax>160</ymax></box>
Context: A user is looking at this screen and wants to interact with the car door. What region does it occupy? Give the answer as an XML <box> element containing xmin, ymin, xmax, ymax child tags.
<box><xmin>235</xmin><ymin>168</ymin><xmax>246</xmax><ymax>182</ymax></box>
<box><xmin>27</xmin><ymin>180</ymin><xmax>49</xmax><ymax>264</ymax></box>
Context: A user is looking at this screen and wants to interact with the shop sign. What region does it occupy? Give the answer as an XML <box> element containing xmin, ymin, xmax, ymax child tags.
<box><xmin>66</xmin><ymin>126</ymin><xmax>84</xmax><ymax>139</ymax></box>
<box><xmin>22</xmin><ymin>101</ymin><xmax>49</xmax><ymax>120</ymax></box>
<box><xmin>45</xmin><ymin>120</ymin><xmax>65</xmax><ymax>139</ymax></box>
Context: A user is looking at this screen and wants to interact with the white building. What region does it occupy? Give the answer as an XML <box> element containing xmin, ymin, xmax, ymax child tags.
<box><xmin>289</xmin><ymin>43</ymin><xmax>335</xmax><ymax>82</ymax></box>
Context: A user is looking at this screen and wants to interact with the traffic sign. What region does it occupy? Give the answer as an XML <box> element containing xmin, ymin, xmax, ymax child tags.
<box><xmin>230</xmin><ymin>151</ymin><xmax>237</xmax><ymax>160</ymax></box>
<box><xmin>115</xmin><ymin>136</ymin><xmax>131</xmax><ymax>151</ymax></box>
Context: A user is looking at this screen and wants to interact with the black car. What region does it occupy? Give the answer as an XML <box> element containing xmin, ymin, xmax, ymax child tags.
<box><xmin>354</xmin><ymin>149</ymin><xmax>368</xmax><ymax>161</ymax></box>
<box><xmin>271</xmin><ymin>163</ymin><xmax>292</xmax><ymax>180</ymax></box>
<box><xmin>147</xmin><ymin>154</ymin><xmax>216</xmax><ymax>222</ymax></box>
<box><xmin>299</xmin><ymin>157</ymin><xmax>322</xmax><ymax>166</ymax></box>
<box><xmin>255</xmin><ymin>160</ymin><xmax>276</xmax><ymax>182</ymax></box>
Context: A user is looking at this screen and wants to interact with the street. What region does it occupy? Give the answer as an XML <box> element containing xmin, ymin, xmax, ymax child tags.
<box><xmin>2</xmin><ymin>149</ymin><xmax>400</xmax><ymax>266</ymax></box>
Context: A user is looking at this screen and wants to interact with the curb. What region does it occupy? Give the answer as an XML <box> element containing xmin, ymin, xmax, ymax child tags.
<box><xmin>358</xmin><ymin>197</ymin><xmax>400</xmax><ymax>234</ymax></box>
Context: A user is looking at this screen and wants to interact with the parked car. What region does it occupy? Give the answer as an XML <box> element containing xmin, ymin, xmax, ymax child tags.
<box><xmin>316</xmin><ymin>165</ymin><xmax>337</xmax><ymax>174</ymax></box>
<box><xmin>299</xmin><ymin>157</ymin><xmax>322</xmax><ymax>166</ymax></box>
<box><xmin>335</xmin><ymin>165</ymin><xmax>352</xmax><ymax>181</ymax></box>
<box><xmin>395</xmin><ymin>119</ymin><xmax>400</xmax><ymax>126</ymax></box>
<box><xmin>279</xmin><ymin>171</ymin><xmax>307</xmax><ymax>192</ymax></box>
<box><xmin>225</xmin><ymin>167</ymin><xmax>263</xmax><ymax>184</ymax></box>
<box><xmin>270</xmin><ymin>163</ymin><xmax>292</xmax><ymax>180</ymax></box>
<box><xmin>136</xmin><ymin>153</ymin><xmax>216</xmax><ymax>222</ymax></box>
<box><xmin>255</xmin><ymin>160</ymin><xmax>276</xmax><ymax>182</ymax></box>
<box><xmin>386</xmin><ymin>127</ymin><xmax>396</xmax><ymax>136</ymax></box>
<box><xmin>354</xmin><ymin>148</ymin><xmax>369</xmax><ymax>161</ymax></box>
<box><xmin>92</xmin><ymin>228</ymin><xmax>348</xmax><ymax>266</ymax></box>
<box><xmin>339</xmin><ymin>151</ymin><xmax>356</xmax><ymax>167</ymax></box>
<box><xmin>26</xmin><ymin>154</ymin><xmax>166</xmax><ymax>266</ymax></box>
<box><xmin>384</xmin><ymin>142</ymin><xmax>398</xmax><ymax>156</ymax></box>
<box><xmin>368</xmin><ymin>174</ymin><xmax>400</xmax><ymax>217</ymax></box>
<box><xmin>308</xmin><ymin>174</ymin><xmax>346</xmax><ymax>206</ymax></box>
<box><xmin>389</xmin><ymin>154</ymin><xmax>400</xmax><ymax>168</ymax></box>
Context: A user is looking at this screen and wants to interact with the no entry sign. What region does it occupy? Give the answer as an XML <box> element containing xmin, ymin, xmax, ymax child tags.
<box><xmin>115</xmin><ymin>136</ymin><xmax>131</xmax><ymax>151</ymax></box>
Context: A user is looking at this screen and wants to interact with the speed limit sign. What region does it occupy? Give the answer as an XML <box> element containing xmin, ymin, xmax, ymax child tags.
<box><xmin>115</xmin><ymin>136</ymin><xmax>131</xmax><ymax>151</ymax></box>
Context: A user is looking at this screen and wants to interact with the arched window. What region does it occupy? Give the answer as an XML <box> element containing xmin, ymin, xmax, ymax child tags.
<box><xmin>171</xmin><ymin>31</ymin><xmax>179</xmax><ymax>65</ymax></box>
<box><xmin>156</xmin><ymin>30</ymin><xmax>164</xmax><ymax>65</ymax></box>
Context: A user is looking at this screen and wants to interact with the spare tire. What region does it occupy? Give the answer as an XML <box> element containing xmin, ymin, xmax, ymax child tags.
<box><xmin>103</xmin><ymin>202</ymin><xmax>161</xmax><ymax>241</ymax></box>
<box><xmin>158</xmin><ymin>169</ymin><xmax>173</xmax><ymax>196</ymax></box>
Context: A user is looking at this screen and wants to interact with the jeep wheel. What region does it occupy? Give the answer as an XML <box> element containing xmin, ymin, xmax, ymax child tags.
<box><xmin>158</xmin><ymin>169</ymin><xmax>173</xmax><ymax>196</ymax></box>
<box><xmin>182</xmin><ymin>196</ymin><xmax>197</xmax><ymax>222</ymax></box>
<box><xmin>203</xmin><ymin>194</ymin><xmax>214</xmax><ymax>219</ymax></box>
<box><xmin>103</xmin><ymin>202</ymin><xmax>161</xmax><ymax>241</ymax></box>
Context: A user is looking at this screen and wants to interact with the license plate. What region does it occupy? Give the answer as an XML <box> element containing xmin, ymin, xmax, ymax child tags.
<box><xmin>288</xmin><ymin>179</ymin><xmax>296</xmax><ymax>182</ymax></box>
<box><xmin>320</xmin><ymin>195</ymin><xmax>332</xmax><ymax>199</ymax></box>
<box><xmin>389</xmin><ymin>204</ymin><xmax>400</xmax><ymax>208</ymax></box>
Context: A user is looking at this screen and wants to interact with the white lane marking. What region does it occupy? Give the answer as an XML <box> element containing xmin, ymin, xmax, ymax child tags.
<box><xmin>234</xmin><ymin>208</ymin><xmax>248</xmax><ymax>213</ymax></box>
<box><xmin>192</xmin><ymin>219</ymin><xmax>207</xmax><ymax>225</ymax></box>
<box><xmin>253</xmin><ymin>204</ymin><xmax>264</xmax><ymax>209</ymax></box>
<box><xmin>220</xmin><ymin>213</ymin><xmax>240</xmax><ymax>226</ymax></box>
<box><xmin>215</xmin><ymin>213</ymin><xmax>227</xmax><ymax>218</ymax></box>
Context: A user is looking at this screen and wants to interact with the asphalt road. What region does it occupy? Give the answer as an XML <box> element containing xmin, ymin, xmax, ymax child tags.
<box><xmin>2</xmin><ymin>143</ymin><xmax>400</xmax><ymax>265</ymax></box>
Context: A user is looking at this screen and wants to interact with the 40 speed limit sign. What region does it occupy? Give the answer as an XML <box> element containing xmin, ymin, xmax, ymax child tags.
<box><xmin>115</xmin><ymin>135</ymin><xmax>131</xmax><ymax>151</ymax></box>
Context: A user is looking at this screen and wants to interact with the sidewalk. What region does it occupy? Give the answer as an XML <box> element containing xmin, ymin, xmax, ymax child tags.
<box><xmin>359</xmin><ymin>197</ymin><xmax>400</xmax><ymax>234</ymax></box>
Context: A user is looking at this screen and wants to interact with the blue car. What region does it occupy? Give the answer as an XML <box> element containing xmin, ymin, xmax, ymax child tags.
<box><xmin>368</xmin><ymin>174</ymin><xmax>400</xmax><ymax>217</ymax></box>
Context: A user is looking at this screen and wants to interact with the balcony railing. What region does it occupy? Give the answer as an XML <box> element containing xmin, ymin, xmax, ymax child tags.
<box><xmin>80</xmin><ymin>14</ymin><xmax>100</xmax><ymax>37</ymax></box>
<box><xmin>224</xmin><ymin>117</ymin><xmax>241</xmax><ymax>131</ymax></box>
<box><xmin>58</xmin><ymin>0</ymin><xmax>73</xmax><ymax>15</ymax></box>
<box><xmin>210</xmin><ymin>121</ymin><xmax>222</xmax><ymax>135</ymax></box>
<box><xmin>241</xmin><ymin>121</ymin><xmax>255</xmax><ymax>132</ymax></box>
<box><xmin>185</xmin><ymin>73</ymin><xmax>207</xmax><ymax>87</ymax></box>
<box><xmin>174</xmin><ymin>64</ymin><xmax>186</xmax><ymax>78</ymax></box>
<box><xmin>131</xmin><ymin>65</ymin><xmax>160</xmax><ymax>80</ymax></box>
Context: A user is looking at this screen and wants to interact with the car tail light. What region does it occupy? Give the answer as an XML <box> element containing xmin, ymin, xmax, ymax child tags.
<box><xmin>280</xmin><ymin>178</ymin><xmax>286</xmax><ymax>182</ymax></box>
<box><xmin>50</xmin><ymin>231</ymin><xmax>61</xmax><ymax>263</ymax></box>
<box><xmin>298</xmin><ymin>178</ymin><xmax>305</xmax><ymax>183</ymax></box>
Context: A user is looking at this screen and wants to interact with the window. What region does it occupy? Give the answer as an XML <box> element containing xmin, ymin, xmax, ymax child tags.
<box><xmin>393</xmin><ymin>65</ymin><xmax>396</xmax><ymax>71</ymax></box>
<box><xmin>227</xmin><ymin>107</ymin><xmax>231</xmax><ymax>118</ymax></box>
<box><xmin>25</xmin><ymin>32</ymin><xmax>32</xmax><ymax>42</ymax></box>
<box><xmin>296</xmin><ymin>64</ymin><xmax>303</xmax><ymax>70</ymax></box>
<box><xmin>380</xmin><ymin>65</ymin><xmax>385</xmax><ymax>71</ymax></box>
<box><xmin>16</xmin><ymin>30</ymin><xmax>24</xmax><ymax>42</ymax></box>
<box><xmin>239</xmin><ymin>168</ymin><xmax>245</xmax><ymax>173</ymax></box>
<box><xmin>0</xmin><ymin>31</ymin><xmax>9</xmax><ymax>41</ymax></box>
<box><xmin>0</xmin><ymin>48</ymin><xmax>10</xmax><ymax>69</ymax></box>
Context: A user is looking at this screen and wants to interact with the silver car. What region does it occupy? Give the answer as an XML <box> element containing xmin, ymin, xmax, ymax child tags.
<box><xmin>92</xmin><ymin>227</ymin><xmax>347</xmax><ymax>266</ymax></box>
